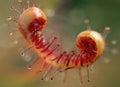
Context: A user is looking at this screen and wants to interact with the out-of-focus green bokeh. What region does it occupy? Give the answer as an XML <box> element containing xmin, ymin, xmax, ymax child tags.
<box><xmin>0</xmin><ymin>0</ymin><xmax>120</xmax><ymax>87</ymax></box>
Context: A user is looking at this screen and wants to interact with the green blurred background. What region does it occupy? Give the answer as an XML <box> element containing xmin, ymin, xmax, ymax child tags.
<box><xmin>0</xmin><ymin>0</ymin><xmax>120</xmax><ymax>87</ymax></box>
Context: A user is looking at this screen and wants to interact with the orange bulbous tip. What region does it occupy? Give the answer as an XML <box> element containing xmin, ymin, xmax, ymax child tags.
<box><xmin>19</xmin><ymin>7</ymin><xmax>47</xmax><ymax>33</ymax></box>
<box><xmin>76</xmin><ymin>30</ymin><xmax>105</xmax><ymax>63</ymax></box>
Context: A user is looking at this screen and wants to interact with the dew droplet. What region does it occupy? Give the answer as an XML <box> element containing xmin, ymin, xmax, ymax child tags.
<box><xmin>103</xmin><ymin>57</ymin><xmax>111</xmax><ymax>64</ymax></box>
<box><xmin>111</xmin><ymin>40</ymin><xmax>117</xmax><ymax>45</ymax></box>
<box><xmin>13</xmin><ymin>40</ymin><xmax>18</xmax><ymax>44</ymax></box>
<box><xmin>20</xmin><ymin>52</ymin><xmax>25</xmax><ymax>57</ymax></box>
<box><xmin>27</xmin><ymin>66</ymin><xmax>32</xmax><ymax>70</ymax></box>
<box><xmin>7</xmin><ymin>16</ymin><xmax>12</xmax><ymax>21</ymax></box>
<box><xmin>9</xmin><ymin>32</ymin><xmax>13</xmax><ymax>36</ymax></box>
<box><xmin>45</xmin><ymin>9</ymin><xmax>55</xmax><ymax>17</ymax></box>
<box><xmin>111</xmin><ymin>49</ymin><xmax>119</xmax><ymax>55</ymax></box>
